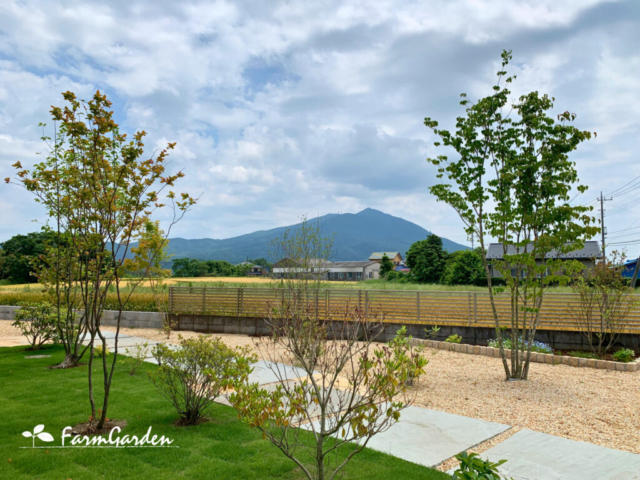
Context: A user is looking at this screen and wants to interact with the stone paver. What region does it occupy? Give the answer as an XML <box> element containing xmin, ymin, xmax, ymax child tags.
<box><xmin>481</xmin><ymin>429</ymin><xmax>640</xmax><ymax>480</ymax></box>
<box><xmin>247</xmin><ymin>360</ymin><xmax>311</xmax><ymax>386</ymax></box>
<box><xmin>302</xmin><ymin>405</ymin><xmax>509</xmax><ymax>468</ymax></box>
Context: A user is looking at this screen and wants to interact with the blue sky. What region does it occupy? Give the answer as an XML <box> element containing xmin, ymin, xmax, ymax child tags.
<box><xmin>1</xmin><ymin>0</ymin><xmax>639</xmax><ymax>254</ymax></box>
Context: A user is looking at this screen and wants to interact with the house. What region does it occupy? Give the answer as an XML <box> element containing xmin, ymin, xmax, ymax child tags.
<box><xmin>394</xmin><ymin>265</ymin><xmax>411</xmax><ymax>274</ymax></box>
<box><xmin>622</xmin><ymin>259</ymin><xmax>639</xmax><ymax>278</ymax></box>
<box><xmin>245</xmin><ymin>265</ymin><xmax>268</xmax><ymax>276</ymax></box>
<box><xmin>326</xmin><ymin>261</ymin><xmax>380</xmax><ymax>281</ymax></box>
<box><xmin>369</xmin><ymin>252</ymin><xmax>403</xmax><ymax>267</ymax></box>
<box><xmin>485</xmin><ymin>241</ymin><xmax>602</xmax><ymax>278</ymax></box>
<box><xmin>271</xmin><ymin>259</ymin><xmax>380</xmax><ymax>281</ymax></box>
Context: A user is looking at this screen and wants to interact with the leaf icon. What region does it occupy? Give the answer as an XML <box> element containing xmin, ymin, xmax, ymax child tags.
<box><xmin>22</xmin><ymin>431</ymin><xmax>32</xmax><ymax>438</ymax></box>
<box><xmin>33</xmin><ymin>425</ymin><xmax>45</xmax><ymax>434</ymax></box>
<box><xmin>37</xmin><ymin>432</ymin><xmax>54</xmax><ymax>442</ymax></box>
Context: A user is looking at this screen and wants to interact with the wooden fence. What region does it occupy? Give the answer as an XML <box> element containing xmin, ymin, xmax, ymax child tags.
<box><xmin>168</xmin><ymin>286</ymin><xmax>640</xmax><ymax>334</ymax></box>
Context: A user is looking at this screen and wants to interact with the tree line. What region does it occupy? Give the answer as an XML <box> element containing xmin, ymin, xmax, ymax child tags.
<box><xmin>171</xmin><ymin>257</ymin><xmax>271</xmax><ymax>277</ymax></box>
<box><xmin>379</xmin><ymin>234</ymin><xmax>485</xmax><ymax>286</ymax></box>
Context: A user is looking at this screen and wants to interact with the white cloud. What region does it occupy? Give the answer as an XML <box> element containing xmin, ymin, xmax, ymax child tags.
<box><xmin>0</xmin><ymin>0</ymin><xmax>638</xmax><ymax>255</ymax></box>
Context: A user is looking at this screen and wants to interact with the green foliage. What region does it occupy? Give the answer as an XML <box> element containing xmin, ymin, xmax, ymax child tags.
<box><xmin>567</xmin><ymin>351</ymin><xmax>598</xmax><ymax>359</ymax></box>
<box><xmin>12</xmin><ymin>302</ymin><xmax>58</xmax><ymax>350</ymax></box>
<box><xmin>172</xmin><ymin>258</ymin><xmax>251</xmax><ymax>277</ymax></box>
<box><xmin>0</xmin><ymin>231</ymin><xmax>60</xmax><ymax>284</ymax></box>
<box><xmin>444</xmin><ymin>250</ymin><xmax>486</xmax><ymax>286</ymax></box>
<box><xmin>388</xmin><ymin>326</ymin><xmax>429</xmax><ymax>385</ymax></box>
<box><xmin>380</xmin><ymin>254</ymin><xmax>395</xmax><ymax>277</ymax></box>
<box><xmin>150</xmin><ymin>335</ymin><xmax>256</xmax><ymax>425</ymax></box>
<box><xmin>93</xmin><ymin>345</ymin><xmax>110</xmax><ymax>358</ymax></box>
<box><xmin>453</xmin><ymin>452</ymin><xmax>511</xmax><ymax>479</ymax></box>
<box><xmin>613</xmin><ymin>348</ymin><xmax>635</xmax><ymax>363</ymax></box>
<box><xmin>445</xmin><ymin>334</ymin><xmax>462</xmax><ymax>344</ymax></box>
<box><xmin>424</xmin><ymin>50</ymin><xmax>598</xmax><ymax>380</ymax></box>
<box><xmin>406</xmin><ymin>234</ymin><xmax>447</xmax><ymax>283</ymax></box>
<box><xmin>424</xmin><ymin>325</ymin><xmax>441</xmax><ymax>340</ymax></box>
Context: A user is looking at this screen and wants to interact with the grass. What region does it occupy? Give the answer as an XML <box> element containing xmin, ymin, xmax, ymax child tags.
<box><xmin>0</xmin><ymin>345</ymin><xmax>448</xmax><ymax>480</ymax></box>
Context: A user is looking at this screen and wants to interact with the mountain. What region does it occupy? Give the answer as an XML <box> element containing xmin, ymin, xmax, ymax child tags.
<box><xmin>165</xmin><ymin>208</ymin><xmax>469</xmax><ymax>263</ymax></box>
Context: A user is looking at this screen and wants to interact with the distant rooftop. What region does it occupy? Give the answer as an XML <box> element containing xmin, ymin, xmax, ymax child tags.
<box><xmin>330</xmin><ymin>261</ymin><xmax>376</xmax><ymax>268</ymax></box>
<box><xmin>369</xmin><ymin>252</ymin><xmax>401</xmax><ymax>260</ymax></box>
<box><xmin>486</xmin><ymin>241</ymin><xmax>602</xmax><ymax>260</ymax></box>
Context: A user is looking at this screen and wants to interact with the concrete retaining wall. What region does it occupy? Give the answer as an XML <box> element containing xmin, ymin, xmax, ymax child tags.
<box><xmin>0</xmin><ymin>306</ymin><xmax>163</xmax><ymax>329</ymax></box>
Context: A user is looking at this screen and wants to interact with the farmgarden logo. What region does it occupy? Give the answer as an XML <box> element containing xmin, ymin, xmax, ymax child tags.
<box><xmin>20</xmin><ymin>424</ymin><xmax>177</xmax><ymax>449</ymax></box>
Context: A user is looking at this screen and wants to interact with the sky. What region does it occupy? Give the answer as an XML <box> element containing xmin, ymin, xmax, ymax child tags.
<box><xmin>1</xmin><ymin>0</ymin><xmax>639</xmax><ymax>254</ymax></box>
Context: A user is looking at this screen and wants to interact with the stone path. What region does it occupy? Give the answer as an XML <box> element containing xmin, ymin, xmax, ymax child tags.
<box><xmin>481</xmin><ymin>429</ymin><xmax>640</xmax><ymax>480</ymax></box>
<box><xmin>9</xmin><ymin>332</ymin><xmax>640</xmax><ymax>479</ymax></box>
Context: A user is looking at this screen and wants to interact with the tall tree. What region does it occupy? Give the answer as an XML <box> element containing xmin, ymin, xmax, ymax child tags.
<box><xmin>8</xmin><ymin>91</ymin><xmax>195</xmax><ymax>429</ymax></box>
<box><xmin>424</xmin><ymin>50</ymin><xmax>597</xmax><ymax>380</ymax></box>
<box><xmin>406</xmin><ymin>234</ymin><xmax>447</xmax><ymax>283</ymax></box>
<box><xmin>443</xmin><ymin>249</ymin><xmax>485</xmax><ymax>285</ymax></box>
<box><xmin>379</xmin><ymin>253</ymin><xmax>395</xmax><ymax>277</ymax></box>
<box><xmin>0</xmin><ymin>231</ymin><xmax>56</xmax><ymax>283</ymax></box>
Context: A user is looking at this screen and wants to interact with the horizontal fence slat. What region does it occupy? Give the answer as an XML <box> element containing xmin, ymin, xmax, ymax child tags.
<box><xmin>168</xmin><ymin>286</ymin><xmax>640</xmax><ymax>334</ymax></box>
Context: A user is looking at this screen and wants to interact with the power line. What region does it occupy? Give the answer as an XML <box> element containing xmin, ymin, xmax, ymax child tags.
<box><xmin>604</xmin><ymin>174</ymin><xmax>640</xmax><ymax>197</ymax></box>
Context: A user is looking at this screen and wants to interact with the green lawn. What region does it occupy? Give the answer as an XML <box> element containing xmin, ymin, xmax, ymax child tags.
<box><xmin>0</xmin><ymin>345</ymin><xmax>449</xmax><ymax>480</ymax></box>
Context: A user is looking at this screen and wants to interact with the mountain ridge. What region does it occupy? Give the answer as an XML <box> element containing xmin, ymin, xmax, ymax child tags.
<box><xmin>165</xmin><ymin>208</ymin><xmax>469</xmax><ymax>263</ymax></box>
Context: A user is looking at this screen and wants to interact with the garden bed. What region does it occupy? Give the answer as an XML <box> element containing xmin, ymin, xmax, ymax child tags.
<box><xmin>411</xmin><ymin>338</ymin><xmax>640</xmax><ymax>372</ymax></box>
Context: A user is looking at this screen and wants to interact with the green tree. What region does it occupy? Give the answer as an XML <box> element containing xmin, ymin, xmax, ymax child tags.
<box><xmin>443</xmin><ymin>250</ymin><xmax>485</xmax><ymax>285</ymax></box>
<box><xmin>406</xmin><ymin>234</ymin><xmax>447</xmax><ymax>283</ymax></box>
<box><xmin>424</xmin><ymin>50</ymin><xmax>598</xmax><ymax>380</ymax></box>
<box><xmin>9</xmin><ymin>90</ymin><xmax>195</xmax><ymax>429</ymax></box>
<box><xmin>379</xmin><ymin>253</ymin><xmax>395</xmax><ymax>277</ymax></box>
<box><xmin>0</xmin><ymin>231</ymin><xmax>57</xmax><ymax>283</ymax></box>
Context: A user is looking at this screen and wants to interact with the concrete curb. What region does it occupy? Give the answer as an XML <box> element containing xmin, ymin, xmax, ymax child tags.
<box><xmin>411</xmin><ymin>338</ymin><xmax>640</xmax><ymax>372</ymax></box>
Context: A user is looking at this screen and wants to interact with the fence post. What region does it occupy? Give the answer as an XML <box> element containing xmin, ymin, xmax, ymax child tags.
<box><xmin>468</xmin><ymin>293</ymin><xmax>471</xmax><ymax>326</ymax></box>
<box><xmin>364</xmin><ymin>291</ymin><xmax>369</xmax><ymax>317</ymax></box>
<box><xmin>169</xmin><ymin>287</ymin><xmax>173</xmax><ymax>314</ymax></box>
<box><xmin>237</xmin><ymin>288</ymin><xmax>243</xmax><ymax>315</ymax></box>
<box><xmin>315</xmin><ymin>290</ymin><xmax>319</xmax><ymax>320</ymax></box>
<box><xmin>202</xmin><ymin>288</ymin><xmax>206</xmax><ymax>314</ymax></box>
<box><xmin>473</xmin><ymin>293</ymin><xmax>478</xmax><ymax>324</ymax></box>
<box><xmin>417</xmin><ymin>292</ymin><xmax>420</xmax><ymax>323</ymax></box>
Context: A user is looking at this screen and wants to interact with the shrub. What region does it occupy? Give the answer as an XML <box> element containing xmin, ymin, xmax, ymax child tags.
<box><xmin>388</xmin><ymin>326</ymin><xmax>429</xmax><ymax>386</ymax></box>
<box><xmin>445</xmin><ymin>334</ymin><xmax>462</xmax><ymax>344</ymax></box>
<box><xmin>149</xmin><ymin>335</ymin><xmax>256</xmax><ymax>425</ymax></box>
<box><xmin>453</xmin><ymin>452</ymin><xmax>510</xmax><ymax>479</ymax></box>
<box><xmin>93</xmin><ymin>345</ymin><xmax>110</xmax><ymax>358</ymax></box>
<box><xmin>12</xmin><ymin>302</ymin><xmax>58</xmax><ymax>350</ymax></box>
<box><xmin>613</xmin><ymin>348</ymin><xmax>635</xmax><ymax>363</ymax></box>
<box><xmin>487</xmin><ymin>337</ymin><xmax>553</xmax><ymax>354</ymax></box>
<box><xmin>123</xmin><ymin>342</ymin><xmax>149</xmax><ymax>375</ymax></box>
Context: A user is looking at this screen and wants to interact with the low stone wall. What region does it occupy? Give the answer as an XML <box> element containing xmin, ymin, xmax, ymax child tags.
<box><xmin>0</xmin><ymin>306</ymin><xmax>163</xmax><ymax>329</ymax></box>
<box><xmin>411</xmin><ymin>338</ymin><xmax>640</xmax><ymax>372</ymax></box>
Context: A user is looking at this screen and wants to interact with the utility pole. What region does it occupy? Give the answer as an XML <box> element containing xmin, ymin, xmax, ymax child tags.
<box><xmin>598</xmin><ymin>191</ymin><xmax>612</xmax><ymax>261</ymax></box>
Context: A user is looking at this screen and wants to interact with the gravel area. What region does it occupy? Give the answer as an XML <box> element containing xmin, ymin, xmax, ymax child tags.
<box><xmin>0</xmin><ymin>319</ymin><xmax>22</xmax><ymax>337</ymax></box>
<box><xmin>4</xmin><ymin>320</ymin><xmax>639</xmax><ymax>456</ymax></box>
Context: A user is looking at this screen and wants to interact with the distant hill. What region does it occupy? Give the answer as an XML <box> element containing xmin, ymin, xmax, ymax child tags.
<box><xmin>165</xmin><ymin>208</ymin><xmax>469</xmax><ymax>263</ymax></box>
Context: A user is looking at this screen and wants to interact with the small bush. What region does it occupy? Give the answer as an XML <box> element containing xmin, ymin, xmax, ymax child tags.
<box><xmin>487</xmin><ymin>337</ymin><xmax>553</xmax><ymax>354</ymax></box>
<box><xmin>12</xmin><ymin>302</ymin><xmax>58</xmax><ymax>350</ymax></box>
<box><xmin>445</xmin><ymin>334</ymin><xmax>462</xmax><ymax>344</ymax></box>
<box><xmin>388</xmin><ymin>326</ymin><xmax>429</xmax><ymax>386</ymax></box>
<box><xmin>93</xmin><ymin>345</ymin><xmax>110</xmax><ymax>358</ymax></box>
<box><xmin>123</xmin><ymin>342</ymin><xmax>149</xmax><ymax>375</ymax></box>
<box><xmin>453</xmin><ymin>452</ymin><xmax>510</xmax><ymax>479</ymax></box>
<box><xmin>149</xmin><ymin>336</ymin><xmax>257</xmax><ymax>425</ymax></box>
<box><xmin>613</xmin><ymin>348</ymin><xmax>635</xmax><ymax>363</ymax></box>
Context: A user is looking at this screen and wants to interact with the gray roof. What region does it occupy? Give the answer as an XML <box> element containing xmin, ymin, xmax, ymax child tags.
<box><xmin>486</xmin><ymin>241</ymin><xmax>602</xmax><ymax>260</ymax></box>
<box><xmin>329</xmin><ymin>261</ymin><xmax>376</xmax><ymax>268</ymax></box>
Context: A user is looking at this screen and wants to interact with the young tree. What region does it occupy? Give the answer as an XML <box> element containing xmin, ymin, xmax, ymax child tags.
<box><xmin>230</xmin><ymin>218</ymin><xmax>426</xmax><ymax>480</ymax></box>
<box><xmin>406</xmin><ymin>234</ymin><xmax>447</xmax><ymax>283</ymax></box>
<box><xmin>8</xmin><ymin>91</ymin><xmax>195</xmax><ymax>429</ymax></box>
<box><xmin>379</xmin><ymin>253</ymin><xmax>395</xmax><ymax>277</ymax></box>
<box><xmin>424</xmin><ymin>50</ymin><xmax>598</xmax><ymax>380</ymax></box>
